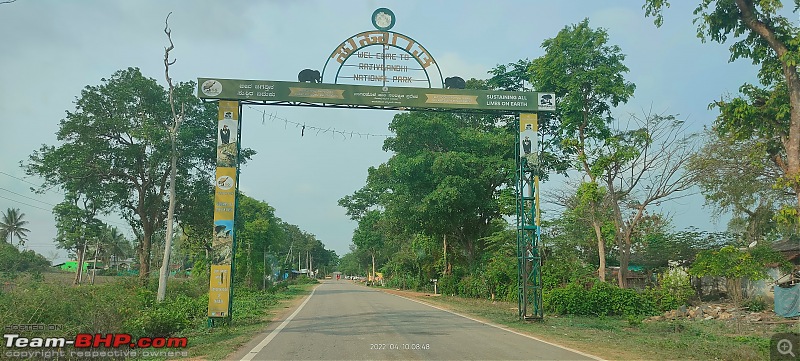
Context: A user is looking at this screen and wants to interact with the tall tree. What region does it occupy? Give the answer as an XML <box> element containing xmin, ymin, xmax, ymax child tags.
<box><xmin>352</xmin><ymin>210</ymin><xmax>386</xmax><ymax>284</ymax></box>
<box><xmin>342</xmin><ymin>110</ymin><xmax>514</xmax><ymax>273</ymax></box>
<box><xmin>529</xmin><ymin>18</ymin><xmax>636</xmax><ymax>281</ymax></box>
<box><xmin>598</xmin><ymin>113</ymin><xmax>698</xmax><ymax>287</ymax></box>
<box><xmin>548</xmin><ymin>181</ymin><xmax>616</xmax><ymax>277</ymax></box>
<box><xmin>487</xmin><ymin>61</ymin><xmax>570</xmax><ymax>179</ymax></box>
<box><xmin>688</xmin><ymin>128</ymin><xmax>793</xmax><ymax>241</ymax></box>
<box><xmin>645</xmin><ymin>0</ymin><xmax>800</xmax><ymax>221</ymax></box>
<box><xmin>25</xmin><ymin>67</ymin><xmax>253</xmax><ymax>283</ymax></box>
<box><xmin>100</xmin><ymin>225</ymin><xmax>133</xmax><ymax>268</ymax></box>
<box><xmin>158</xmin><ymin>12</ymin><xmax>182</xmax><ymax>303</ymax></box>
<box><xmin>0</xmin><ymin>208</ymin><xmax>30</xmax><ymax>247</ymax></box>
<box><xmin>52</xmin><ymin>192</ymin><xmax>105</xmax><ymax>285</ymax></box>
<box><xmin>234</xmin><ymin>194</ymin><xmax>280</xmax><ymax>288</ymax></box>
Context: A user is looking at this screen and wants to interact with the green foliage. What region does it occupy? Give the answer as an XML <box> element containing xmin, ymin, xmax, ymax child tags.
<box><xmin>352</xmin><ymin>210</ymin><xmax>385</xmax><ymax>260</ymax></box>
<box><xmin>0</xmin><ymin>243</ymin><xmax>50</xmax><ymax>273</ymax></box>
<box><xmin>631</xmin><ymin>228</ymin><xmax>736</xmax><ymax>270</ymax></box>
<box><xmin>487</xmin><ymin>59</ymin><xmax>533</xmax><ymax>91</ymax></box>
<box><xmin>645</xmin><ymin>1</ymin><xmax>800</xmax><ymax>226</ymax></box>
<box><xmin>25</xmin><ymin>67</ymin><xmax>256</xmax><ymax>281</ymax></box>
<box><xmin>741</xmin><ymin>296</ymin><xmax>767</xmax><ymax>312</ymax></box>
<box><xmin>643</xmin><ymin>270</ymin><xmax>695</xmax><ymax>312</ymax></box>
<box><xmin>530</xmin><ymin>18</ymin><xmax>635</xmax><ymax>160</ymax></box>
<box><xmin>541</xmin><ymin>254</ymin><xmax>595</xmax><ymax>290</ymax></box>
<box><xmin>689</xmin><ymin>245</ymin><xmax>787</xmax><ymax>280</ymax></box>
<box><xmin>0</xmin><ymin>278</ymin><xmax>144</xmax><ymax>335</ymax></box>
<box><xmin>291</xmin><ymin>276</ymin><xmax>320</xmax><ymax>285</ymax></box>
<box><xmin>545</xmin><ymin>273</ymin><xmax>696</xmax><ymax>316</ymax></box>
<box><xmin>234</xmin><ymin>194</ymin><xmax>282</xmax><ymax>289</ymax></box>
<box><xmin>124</xmin><ymin>294</ymin><xmax>206</xmax><ymax>338</ymax></box>
<box><xmin>0</xmin><ymin>208</ymin><xmax>30</xmax><ymax>246</ymax></box>
<box><xmin>342</xmin><ymin>110</ymin><xmax>515</xmax><ymax>273</ymax></box>
<box><xmin>230</xmin><ymin>288</ymin><xmax>279</xmax><ymax>323</ymax></box>
<box><xmin>438</xmin><ymin>274</ymin><xmax>459</xmax><ymax>296</ymax></box>
<box><xmin>545</xmin><ymin>282</ymin><xmax>659</xmax><ymax>316</ymax></box>
<box><xmin>483</xmin><ymin>243</ymin><xmax>518</xmax><ymax>301</ymax></box>
<box><xmin>457</xmin><ymin>275</ymin><xmax>490</xmax><ymax>299</ymax></box>
<box><xmin>337</xmin><ymin>252</ymin><xmax>364</xmax><ymax>276</ymax></box>
<box><xmin>385</xmin><ymin>274</ymin><xmax>422</xmax><ymax>290</ymax></box>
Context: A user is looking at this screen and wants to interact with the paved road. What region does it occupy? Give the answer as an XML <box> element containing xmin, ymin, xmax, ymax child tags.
<box><xmin>239</xmin><ymin>280</ymin><xmax>599</xmax><ymax>361</ymax></box>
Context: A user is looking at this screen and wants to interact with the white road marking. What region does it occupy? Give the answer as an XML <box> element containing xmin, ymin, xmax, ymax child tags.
<box><xmin>240</xmin><ymin>285</ymin><xmax>319</xmax><ymax>361</ymax></box>
<box><xmin>388</xmin><ymin>292</ymin><xmax>606</xmax><ymax>361</ymax></box>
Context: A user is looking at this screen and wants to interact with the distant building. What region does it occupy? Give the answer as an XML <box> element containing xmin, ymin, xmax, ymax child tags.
<box><xmin>52</xmin><ymin>260</ymin><xmax>91</xmax><ymax>272</ymax></box>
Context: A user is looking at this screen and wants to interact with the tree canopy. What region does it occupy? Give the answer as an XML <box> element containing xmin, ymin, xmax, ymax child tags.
<box><xmin>26</xmin><ymin>67</ymin><xmax>254</xmax><ymax>282</ymax></box>
<box><xmin>644</xmin><ymin>0</ymin><xmax>800</xmax><ymax>222</ymax></box>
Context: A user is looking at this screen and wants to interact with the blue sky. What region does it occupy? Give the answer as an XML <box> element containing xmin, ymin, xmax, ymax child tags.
<box><xmin>0</xmin><ymin>0</ymin><xmax>763</xmax><ymax>262</ymax></box>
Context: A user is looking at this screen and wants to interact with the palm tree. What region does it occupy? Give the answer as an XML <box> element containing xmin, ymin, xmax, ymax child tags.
<box><xmin>100</xmin><ymin>226</ymin><xmax>132</xmax><ymax>268</ymax></box>
<box><xmin>0</xmin><ymin>208</ymin><xmax>31</xmax><ymax>247</ymax></box>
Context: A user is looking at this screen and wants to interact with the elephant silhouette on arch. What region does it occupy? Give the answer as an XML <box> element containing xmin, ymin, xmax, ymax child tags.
<box><xmin>298</xmin><ymin>69</ymin><xmax>321</xmax><ymax>83</ymax></box>
<box><xmin>444</xmin><ymin>76</ymin><xmax>466</xmax><ymax>89</ymax></box>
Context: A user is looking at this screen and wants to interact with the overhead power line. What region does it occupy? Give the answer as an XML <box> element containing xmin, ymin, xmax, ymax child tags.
<box><xmin>0</xmin><ymin>194</ymin><xmax>52</xmax><ymax>213</ymax></box>
<box><xmin>0</xmin><ymin>183</ymin><xmax>131</xmax><ymax>231</ymax></box>
<box><xmin>246</xmin><ymin>106</ymin><xmax>394</xmax><ymax>139</ymax></box>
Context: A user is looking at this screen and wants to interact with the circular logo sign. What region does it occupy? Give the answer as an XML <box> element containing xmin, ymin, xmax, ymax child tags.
<box><xmin>372</xmin><ymin>8</ymin><xmax>395</xmax><ymax>31</ymax></box>
<box><xmin>201</xmin><ymin>80</ymin><xmax>222</xmax><ymax>97</ymax></box>
<box><xmin>216</xmin><ymin>175</ymin><xmax>234</xmax><ymax>190</ymax></box>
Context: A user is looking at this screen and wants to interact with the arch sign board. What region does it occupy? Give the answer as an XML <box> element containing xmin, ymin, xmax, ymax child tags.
<box><xmin>198</xmin><ymin>78</ymin><xmax>554</xmax><ymax>112</ymax></box>
<box><xmin>199</xmin><ymin>8</ymin><xmax>554</xmax><ymax>323</ymax></box>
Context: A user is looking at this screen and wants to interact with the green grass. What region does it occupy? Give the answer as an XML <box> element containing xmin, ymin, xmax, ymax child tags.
<box><xmin>0</xmin><ymin>271</ymin><xmax>316</xmax><ymax>361</ymax></box>
<box><xmin>406</xmin><ymin>294</ymin><xmax>778</xmax><ymax>361</ymax></box>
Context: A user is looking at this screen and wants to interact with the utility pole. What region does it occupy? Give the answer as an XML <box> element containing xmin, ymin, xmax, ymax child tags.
<box><xmin>79</xmin><ymin>241</ymin><xmax>88</xmax><ymax>284</ymax></box>
<box><xmin>91</xmin><ymin>237</ymin><xmax>100</xmax><ymax>285</ymax></box>
<box><xmin>263</xmin><ymin>244</ymin><xmax>267</xmax><ymax>289</ymax></box>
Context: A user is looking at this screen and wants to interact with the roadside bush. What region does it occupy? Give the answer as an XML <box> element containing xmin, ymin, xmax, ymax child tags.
<box><xmin>438</xmin><ymin>274</ymin><xmax>458</xmax><ymax>296</ymax></box>
<box><xmin>493</xmin><ymin>282</ymin><xmax>517</xmax><ymax>302</ymax></box>
<box><xmin>166</xmin><ymin>278</ymin><xmax>207</xmax><ymax>298</ymax></box>
<box><xmin>483</xmin><ymin>248</ymin><xmax>518</xmax><ymax>301</ymax></box>
<box><xmin>742</xmin><ymin>296</ymin><xmax>767</xmax><ymax>312</ymax></box>
<box><xmin>232</xmin><ymin>288</ymin><xmax>279</xmax><ymax>323</ymax></box>
<box><xmin>0</xmin><ymin>278</ymin><xmax>142</xmax><ymax>335</ymax></box>
<box><xmin>643</xmin><ymin>269</ymin><xmax>695</xmax><ymax>312</ymax></box>
<box><xmin>0</xmin><ymin>243</ymin><xmax>50</xmax><ymax>273</ymax></box>
<box><xmin>267</xmin><ymin>281</ymin><xmax>289</xmax><ymax>293</ymax></box>
<box><xmin>545</xmin><ymin>281</ymin><xmax>658</xmax><ymax>316</ymax></box>
<box><xmin>457</xmin><ymin>274</ymin><xmax>489</xmax><ymax>299</ymax></box>
<box><xmin>385</xmin><ymin>273</ymin><xmax>421</xmax><ymax>290</ymax></box>
<box><xmin>542</xmin><ymin>255</ymin><xmax>594</xmax><ymax>290</ymax></box>
<box><xmin>545</xmin><ymin>283</ymin><xmax>583</xmax><ymax>315</ymax></box>
<box><xmin>124</xmin><ymin>294</ymin><xmax>206</xmax><ymax>338</ymax></box>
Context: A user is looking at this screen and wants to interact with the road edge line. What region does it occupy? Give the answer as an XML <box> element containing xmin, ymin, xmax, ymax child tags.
<box><xmin>387</xmin><ymin>292</ymin><xmax>606</xmax><ymax>361</ymax></box>
<box><xmin>240</xmin><ymin>284</ymin><xmax>320</xmax><ymax>361</ymax></box>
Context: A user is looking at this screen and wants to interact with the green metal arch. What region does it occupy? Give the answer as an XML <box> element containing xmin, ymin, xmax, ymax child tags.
<box><xmin>321</xmin><ymin>30</ymin><xmax>444</xmax><ymax>89</ymax></box>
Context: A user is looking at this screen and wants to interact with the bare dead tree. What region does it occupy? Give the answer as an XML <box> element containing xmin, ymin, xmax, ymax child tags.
<box><xmin>601</xmin><ymin>111</ymin><xmax>699</xmax><ymax>287</ymax></box>
<box><xmin>157</xmin><ymin>12</ymin><xmax>185</xmax><ymax>303</ymax></box>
